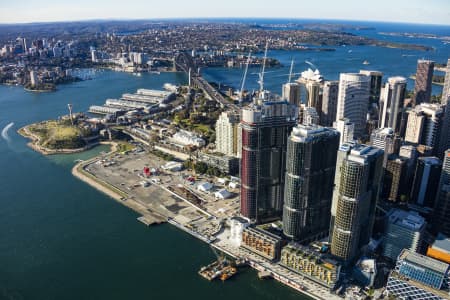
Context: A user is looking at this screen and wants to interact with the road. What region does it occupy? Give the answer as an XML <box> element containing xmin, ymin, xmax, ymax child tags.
<box><xmin>175</xmin><ymin>52</ymin><xmax>239</xmax><ymax>111</ymax></box>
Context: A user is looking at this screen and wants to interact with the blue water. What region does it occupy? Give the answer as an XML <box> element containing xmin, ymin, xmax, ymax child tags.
<box><xmin>203</xmin><ymin>19</ymin><xmax>450</xmax><ymax>96</ymax></box>
<box><xmin>0</xmin><ymin>20</ymin><xmax>449</xmax><ymax>300</ymax></box>
<box><xmin>0</xmin><ymin>71</ymin><xmax>306</xmax><ymax>300</ymax></box>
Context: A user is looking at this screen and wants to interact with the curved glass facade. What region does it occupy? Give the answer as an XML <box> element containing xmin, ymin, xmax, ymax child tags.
<box><xmin>282</xmin><ymin>126</ymin><xmax>339</xmax><ymax>241</ymax></box>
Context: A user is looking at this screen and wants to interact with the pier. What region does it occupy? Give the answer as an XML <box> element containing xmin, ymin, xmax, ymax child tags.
<box><xmin>137</xmin><ymin>213</ymin><xmax>167</xmax><ymax>226</ymax></box>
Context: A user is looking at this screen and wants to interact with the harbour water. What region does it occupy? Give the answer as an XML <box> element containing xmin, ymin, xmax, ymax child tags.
<box><xmin>1</xmin><ymin>20</ymin><xmax>449</xmax><ymax>300</ymax></box>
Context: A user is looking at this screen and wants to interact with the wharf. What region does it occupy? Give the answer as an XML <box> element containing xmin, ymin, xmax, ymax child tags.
<box><xmin>137</xmin><ymin>213</ymin><xmax>167</xmax><ymax>226</ymax></box>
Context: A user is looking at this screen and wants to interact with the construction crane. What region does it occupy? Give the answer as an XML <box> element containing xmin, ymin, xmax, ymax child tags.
<box><xmin>239</xmin><ymin>51</ymin><xmax>251</xmax><ymax>105</ymax></box>
<box><xmin>258</xmin><ymin>40</ymin><xmax>269</xmax><ymax>93</ymax></box>
<box><xmin>287</xmin><ymin>59</ymin><xmax>295</xmax><ymax>84</ymax></box>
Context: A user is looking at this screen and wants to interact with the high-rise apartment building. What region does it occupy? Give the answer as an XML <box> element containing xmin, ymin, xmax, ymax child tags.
<box><xmin>297</xmin><ymin>68</ymin><xmax>323</xmax><ymax>113</ymax></box>
<box><xmin>282</xmin><ymin>125</ymin><xmax>339</xmax><ymax>242</ymax></box>
<box><xmin>413</xmin><ymin>59</ymin><xmax>434</xmax><ymax>106</ymax></box>
<box><xmin>405</xmin><ymin>103</ymin><xmax>443</xmax><ymax>153</ymax></box>
<box><xmin>382</xmin><ymin>209</ymin><xmax>426</xmax><ymax>261</ymax></box>
<box><xmin>282</xmin><ymin>82</ymin><xmax>300</xmax><ymax>106</ymax></box>
<box><xmin>370</xmin><ymin>127</ymin><xmax>400</xmax><ymax>157</ymax></box>
<box><xmin>383</xmin><ymin>154</ymin><xmax>407</xmax><ymax>202</ymax></box>
<box><xmin>240</xmin><ymin>100</ymin><xmax>298</xmax><ymax>223</ymax></box>
<box><xmin>336</xmin><ymin>73</ymin><xmax>371</xmax><ymax>139</ymax></box>
<box><xmin>330</xmin><ymin>144</ymin><xmax>384</xmax><ymax>264</ymax></box>
<box><xmin>359</xmin><ymin>70</ymin><xmax>383</xmax><ymax>106</ymax></box>
<box><xmin>411</xmin><ymin>157</ymin><xmax>442</xmax><ymax>208</ymax></box>
<box><xmin>215</xmin><ymin>111</ymin><xmax>240</xmax><ymax>157</ymax></box>
<box><xmin>321</xmin><ymin>80</ymin><xmax>339</xmax><ymax>127</ymax></box>
<box><xmin>379</xmin><ymin>76</ymin><xmax>407</xmax><ymax>134</ymax></box>
<box><xmin>334</xmin><ymin>118</ymin><xmax>355</xmax><ymax>146</ymax></box>
<box><xmin>300</xmin><ymin>105</ymin><xmax>320</xmax><ymax>126</ymax></box>
<box><xmin>433</xmin><ymin>150</ymin><xmax>450</xmax><ymax>236</ymax></box>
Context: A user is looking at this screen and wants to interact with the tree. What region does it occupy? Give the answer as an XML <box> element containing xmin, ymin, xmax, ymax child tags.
<box><xmin>194</xmin><ymin>161</ymin><xmax>208</xmax><ymax>174</ymax></box>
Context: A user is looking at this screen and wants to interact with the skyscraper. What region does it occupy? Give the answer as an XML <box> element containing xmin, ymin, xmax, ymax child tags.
<box><xmin>240</xmin><ymin>100</ymin><xmax>298</xmax><ymax>223</ymax></box>
<box><xmin>438</xmin><ymin>59</ymin><xmax>450</xmax><ymax>158</ymax></box>
<box><xmin>379</xmin><ymin>76</ymin><xmax>407</xmax><ymax>134</ymax></box>
<box><xmin>215</xmin><ymin>111</ymin><xmax>240</xmax><ymax>157</ymax></box>
<box><xmin>359</xmin><ymin>70</ymin><xmax>383</xmax><ymax>106</ymax></box>
<box><xmin>282</xmin><ymin>82</ymin><xmax>300</xmax><ymax>106</ymax></box>
<box><xmin>334</xmin><ymin>118</ymin><xmax>355</xmax><ymax>146</ymax></box>
<box><xmin>383</xmin><ymin>154</ymin><xmax>407</xmax><ymax>202</ymax></box>
<box><xmin>330</xmin><ymin>144</ymin><xmax>384</xmax><ymax>264</ymax></box>
<box><xmin>297</xmin><ymin>68</ymin><xmax>323</xmax><ymax>109</ymax></box>
<box><xmin>321</xmin><ymin>80</ymin><xmax>339</xmax><ymax>127</ymax></box>
<box><xmin>405</xmin><ymin>103</ymin><xmax>443</xmax><ymax>153</ymax></box>
<box><xmin>413</xmin><ymin>59</ymin><xmax>434</xmax><ymax>106</ymax></box>
<box><xmin>370</xmin><ymin>128</ymin><xmax>400</xmax><ymax>158</ymax></box>
<box><xmin>411</xmin><ymin>157</ymin><xmax>442</xmax><ymax>208</ymax></box>
<box><xmin>282</xmin><ymin>125</ymin><xmax>339</xmax><ymax>242</ymax></box>
<box><xmin>336</xmin><ymin>73</ymin><xmax>371</xmax><ymax>139</ymax></box>
<box><xmin>433</xmin><ymin>150</ymin><xmax>450</xmax><ymax>236</ymax></box>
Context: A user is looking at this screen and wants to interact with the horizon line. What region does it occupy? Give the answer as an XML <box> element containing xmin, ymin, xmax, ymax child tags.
<box><xmin>1</xmin><ymin>16</ymin><xmax>450</xmax><ymax>27</ymax></box>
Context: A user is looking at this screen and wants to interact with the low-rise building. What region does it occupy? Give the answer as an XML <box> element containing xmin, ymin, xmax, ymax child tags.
<box><xmin>241</xmin><ymin>227</ymin><xmax>282</xmax><ymax>261</ymax></box>
<box><xmin>171</xmin><ymin>130</ymin><xmax>205</xmax><ymax>147</ymax></box>
<box><xmin>387</xmin><ymin>249</ymin><xmax>450</xmax><ymax>300</ymax></box>
<box><xmin>197</xmin><ymin>152</ymin><xmax>239</xmax><ymax>175</ymax></box>
<box><xmin>353</xmin><ymin>257</ymin><xmax>376</xmax><ymax>287</ymax></box>
<box><xmin>382</xmin><ymin>209</ymin><xmax>426</xmax><ymax>261</ymax></box>
<box><xmin>280</xmin><ymin>243</ymin><xmax>341</xmax><ymax>289</ymax></box>
<box><xmin>427</xmin><ymin>233</ymin><xmax>450</xmax><ymax>264</ymax></box>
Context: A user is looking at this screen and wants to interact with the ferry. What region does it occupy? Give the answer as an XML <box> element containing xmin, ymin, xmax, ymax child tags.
<box><xmin>362</xmin><ymin>60</ymin><xmax>370</xmax><ymax>65</ymax></box>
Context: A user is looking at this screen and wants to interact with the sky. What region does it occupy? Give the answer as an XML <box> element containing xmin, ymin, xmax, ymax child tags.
<box><xmin>0</xmin><ymin>0</ymin><xmax>449</xmax><ymax>25</ymax></box>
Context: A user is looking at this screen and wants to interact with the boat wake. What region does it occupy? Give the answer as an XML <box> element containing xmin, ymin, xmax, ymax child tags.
<box><xmin>304</xmin><ymin>60</ymin><xmax>317</xmax><ymax>69</ymax></box>
<box><xmin>1</xmin><ymin>122</ymin><xmax>14</xmax><ymax>142</ymax></box>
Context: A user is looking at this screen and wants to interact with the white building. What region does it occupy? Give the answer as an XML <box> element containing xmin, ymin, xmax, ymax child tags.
<box><xmin>301</xmin><ymin>105</ymin><xmax>320</xmax><ymax>125</ymax></box>
<box><xmin>379</xmin><ymin>76</ymin><xmax>407</xmax><ymax>133</ymax></box>
<box><xmin>336</xmin><ymin>73</ymin><xmax>371</xmax><ymax>138</ymax></box>
<box><xmin>334</xmin><ymin>118</ymin><xmax>354</xmax><ymax>146</ymax></box>
<box><xmin>382</xmin><ymin>209</ymin><xmax>426</xmax><ymax>261</ymax></box>
<box><xmin>197</xmin><ymin>182</ymin><xmax>213</xmax><ymax>193</ymax></box>
<box><xmin>405</xmin><ymin>103</ymin><xmax>443</xmax><ymax>151</ymax></box>
<box><xmin>229</xmin><ymin>217</ymin><xmax>250</xmax><ymax>247</ymax></box>
<box><xmin>214</xmin><ymin>188</ymin><xmax>232</xmax><ymax>199</ymax></box>
<box><xmin>215</xmin><ymin>111</ymin><xmax>240</xmax><ymax>157</ymax></box>
<box><xmin>282</xmin><ymin>82</ymin><xmax>300</xmax><ymax>106</ymax></box>
<box><xmin>171</xmin><ymin>130</ymin><xmax>205</xmax><ymax>147</ymax></box>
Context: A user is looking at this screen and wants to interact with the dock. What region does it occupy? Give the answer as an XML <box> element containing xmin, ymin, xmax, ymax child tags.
<box><xmin>137</xmin><ymin>212</ymin><xmax>167</xmax><ymax>226</ymax></box>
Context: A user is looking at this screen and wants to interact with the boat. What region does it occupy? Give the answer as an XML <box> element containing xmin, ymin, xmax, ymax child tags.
<box><xmin>220</xmin><ymin>266</ymin><xmax>237</xmax><ymax>281</ymax></box>
<box><xmin>362</xmin><ymin>60</ymin><xmax>370</xmax><ymax>65</ymax></box>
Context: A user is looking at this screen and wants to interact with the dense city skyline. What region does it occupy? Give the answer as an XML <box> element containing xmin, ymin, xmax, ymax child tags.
<box><xmin>1</xmin><ymin>0</ymin><xmax>450</xmax><ymax>25</ymax></box>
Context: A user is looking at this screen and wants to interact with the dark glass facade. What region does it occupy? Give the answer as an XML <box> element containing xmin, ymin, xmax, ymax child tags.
<box><xmin>240</xmin><ymin>119</ymin><xmax>295</xmax><ymax>223</ymax></box>
<box><xmin>282</xmin><ymin>126</ymin><xmax>339</xmax><ymax>242</ymax></box>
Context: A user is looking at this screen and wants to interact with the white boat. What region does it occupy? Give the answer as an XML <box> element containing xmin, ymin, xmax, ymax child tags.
<box><xmin>363</xmin><ymin>60</ymin><xmax>370</xmax><ymax>65</ymax></box>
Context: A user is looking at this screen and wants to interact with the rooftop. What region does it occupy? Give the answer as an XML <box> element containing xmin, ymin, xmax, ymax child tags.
<box><xmin>431</xmin><ymin>233</ymin><xmax>450</xmax><ymax>254</ymax></box>
<box><xmin>387</xmin><ymin>209</ymin><xmax>426</xmax><ymax>231</ymax></box>
<box><xmin>399</xmin><ymin>249</ymin><xmax>449</xmax><ymax>274</ymax></box>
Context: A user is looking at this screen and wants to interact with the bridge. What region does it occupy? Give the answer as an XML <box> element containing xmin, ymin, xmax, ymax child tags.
<box><xmin>174</xmin><ymin>52</ymin><xmax>239</xmax><ymax>111</ymax></box>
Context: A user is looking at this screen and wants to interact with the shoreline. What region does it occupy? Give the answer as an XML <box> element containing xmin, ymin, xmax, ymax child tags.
<box><xmin>71</xmin><ymin>142</ymin><xmax>164</xmax><ymax>219</ymax></box>
<box><xmin>70</xmin><ymin>148</ymin><xmax>333</xmax><ymax>300</ymax></box>
<box><xmin>18</xmin><ymin>125</ymin><xmax>99</xmax><ymax>155</ymax></box>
